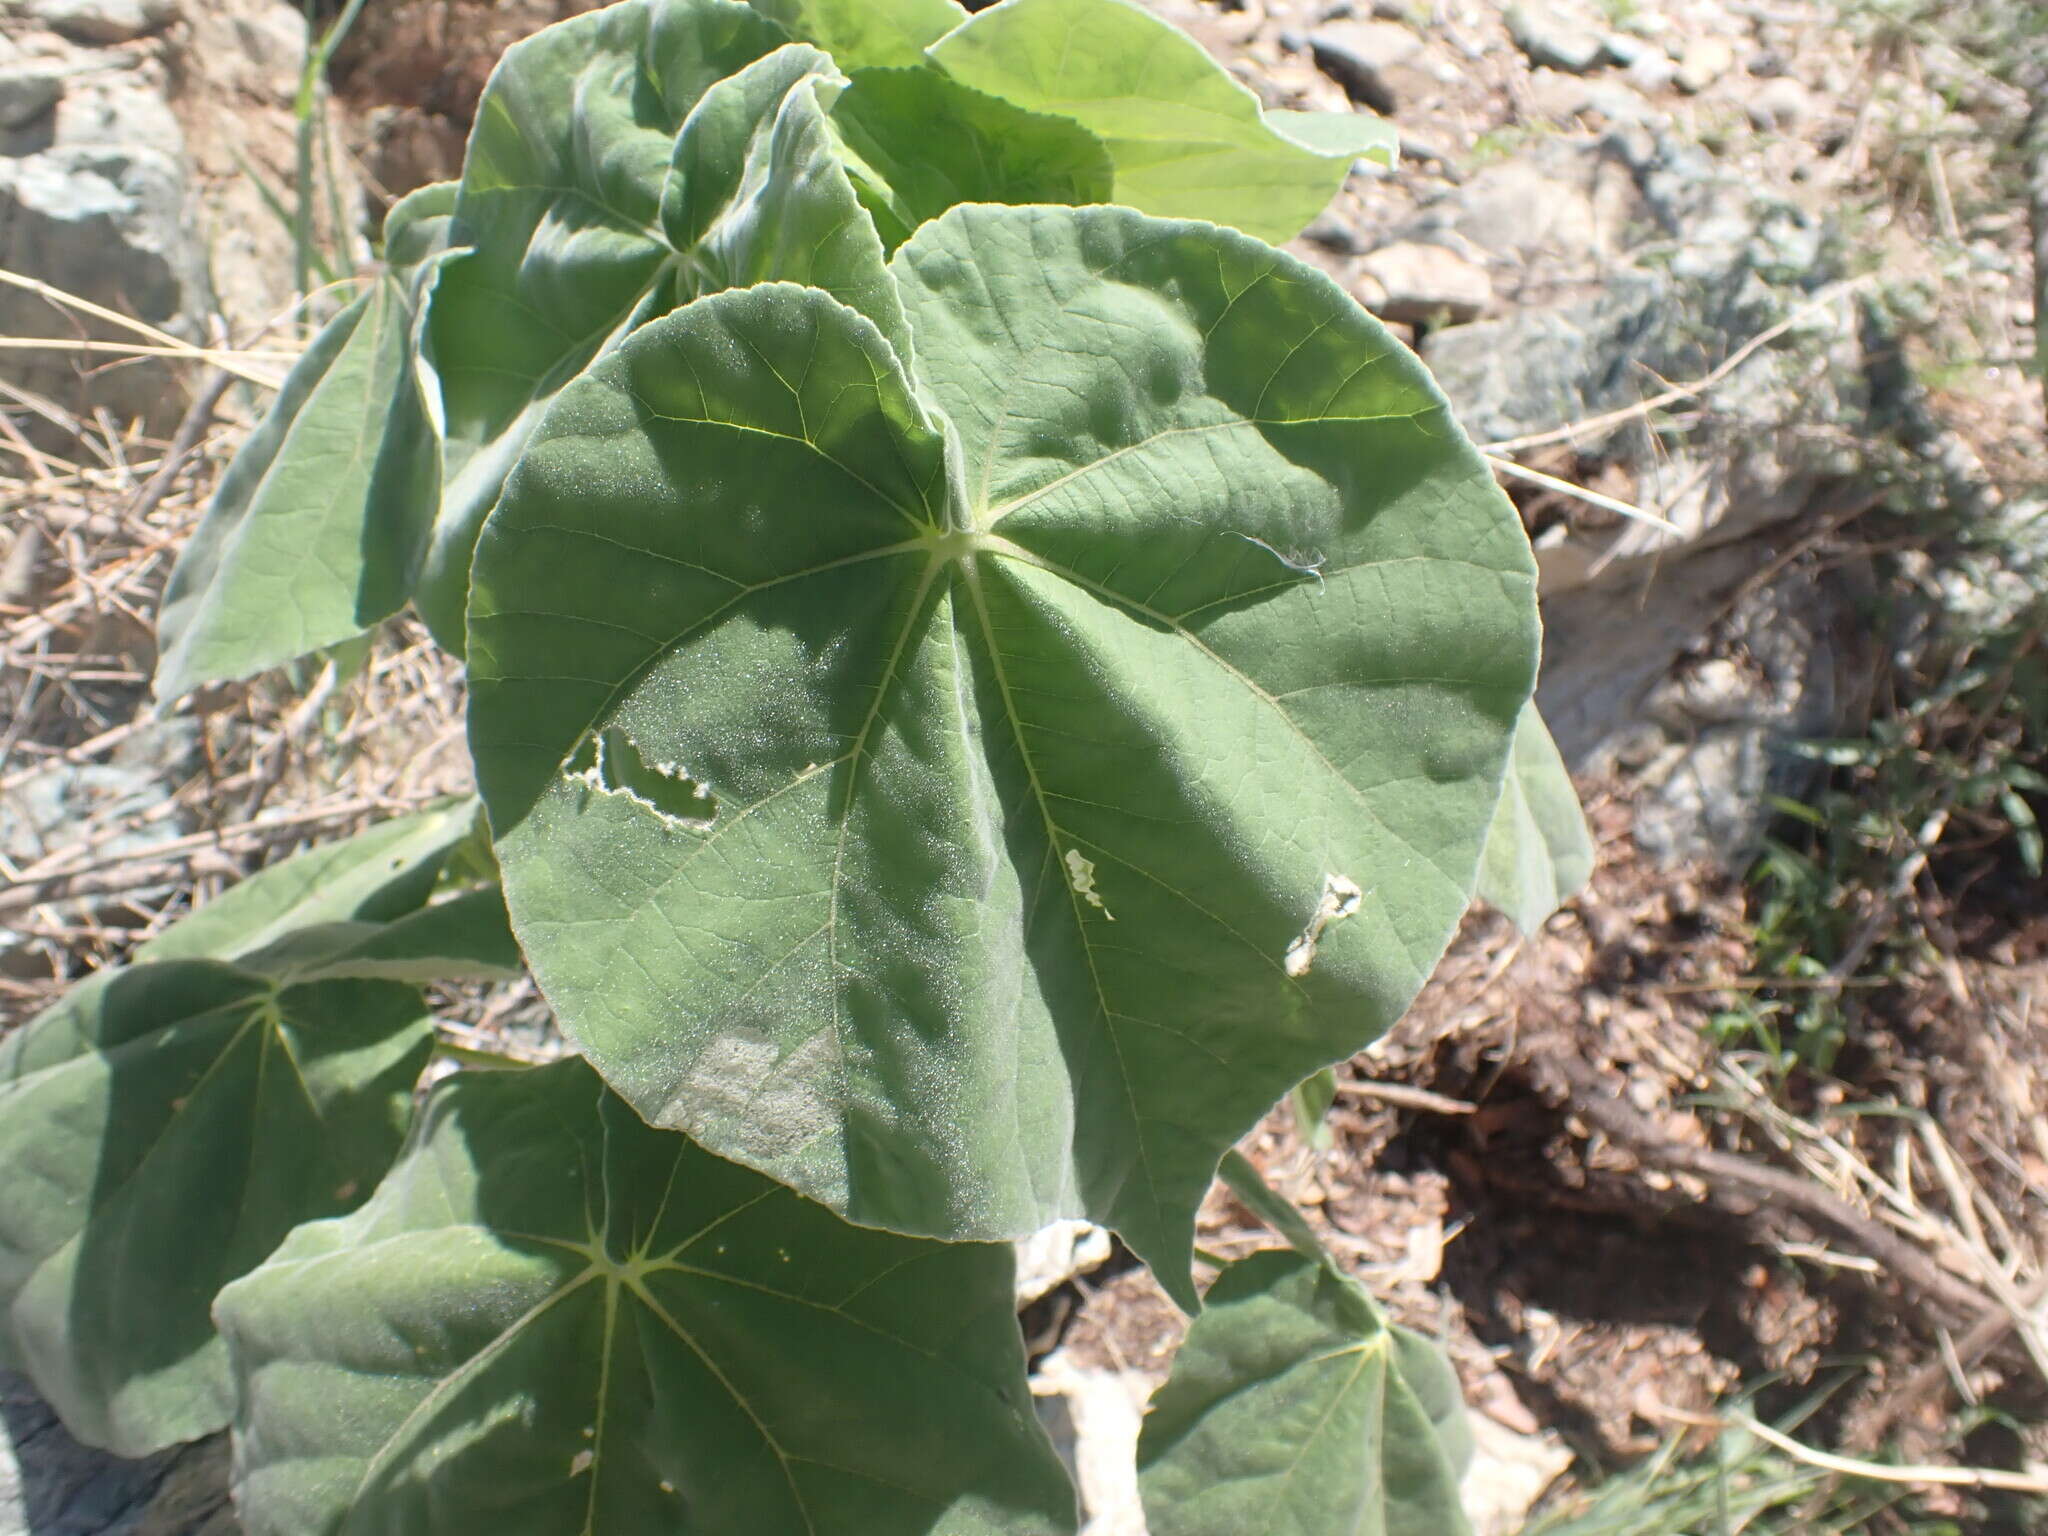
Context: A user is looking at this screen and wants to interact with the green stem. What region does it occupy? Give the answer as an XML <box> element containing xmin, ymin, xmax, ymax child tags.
<box><xmin>1217</xmin><ymin>1149</ymin><xmax>1334</xmax><ymax>1270</ymax></box>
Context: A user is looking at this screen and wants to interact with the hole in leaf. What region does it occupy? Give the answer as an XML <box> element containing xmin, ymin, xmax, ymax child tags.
<box><xmin>1284</xmin><ymin>873</ymin><xmax>1363</xmax><ymax>977</ymax></box>
<box><xmin>567</xmin><ymin>726</ymin><xmax>719</xmax><ymax>829</ymax></box>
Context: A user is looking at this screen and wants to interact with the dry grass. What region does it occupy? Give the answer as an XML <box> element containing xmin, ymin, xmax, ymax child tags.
<box><xmin>0</xmin><ymin>317</ymin><xmax>467</xmax><ymax>1020</ymax></box>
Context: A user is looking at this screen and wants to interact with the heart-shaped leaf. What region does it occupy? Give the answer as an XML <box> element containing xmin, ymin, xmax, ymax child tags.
<box><xmin>1477</xmin><ymin>703</ymin><xmax>1592</xmax><ymax>934</ymax></box>
<box><xmin>215</xmin><ymin>1056</ymin><xmax>1076</xmax><ymax>1536</ymax></box>
<box><xmin>154</xmin><ymin>183</ymin><xmax>458</xmax><ymax>699</ymax></box>
<box><xmin>1137</xmin><ymin>1247</ymin><xmax>1473</xmax><ymax>1536</ymax></box>
<box><xmin>468</xmin><ymin>203</ymin><xmax>1537</xmax><ymax>1301</ymax></box>
<box><xmin>0</xmin><ymin>963</ymin><xmax>433</xmax><ymax>1454</ymax></box>
<box><xmin>924</xmin><ymin>0</ymin><xmax>1395</xmax><ymax>244</ymax></box>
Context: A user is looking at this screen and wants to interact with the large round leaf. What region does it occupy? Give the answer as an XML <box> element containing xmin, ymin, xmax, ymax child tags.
<box><xmin>215</xmin><ymin>1056</ymin><xmax>1076</xmax><ymax>1536</ymax></box>
<box><xmin>467</xmin><ymin>203</ymin><xmax>1537</xmax><ymax>1301</ymax></box>
<box><xmin>0</xmin><ymin>963</ymin><xmax>432</xmax><ymax>1454</ymax></box>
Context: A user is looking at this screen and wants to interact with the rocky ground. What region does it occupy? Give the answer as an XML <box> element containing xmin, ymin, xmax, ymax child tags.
<box><xmin>1</xmin><ymin>0</ymin><xmax>2045</xmax><ymax>1531</ymax></box>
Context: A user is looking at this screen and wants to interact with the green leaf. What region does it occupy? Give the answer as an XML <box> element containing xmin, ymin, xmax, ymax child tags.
<box><xmin>215</xmin><ymin>1056</ymin><xmax>1077</xmax><ymax>1536</ymax></box>
<box><xmin>233</xmin><ymin>886</ymin><xmax>524</xmax><ymax>985</ymax></box>
<box><xmin>829</xmin><ymin>67</ymin><xmax>1115</xmax><ymax>251</ymax></box>
<box><xmin>414</xmin><ymin>2</ymin><xmax>891</xmax><ymax>648</ymax></box>
<box><xmin>925</xmin><ymin>0</ymin><xmax>1393</xmax><ymax>244</ymax></box>
<box><xmin>154</xmin><ymin>184</ymin><xmax>457</xmax><ymax>700</ymax></box>
<box><xmin>0</xmin><ymin>962</ymin><xmax>432</xmax><ymax>1454</ymax></box>
<box><xmin>0</xmin><ymin>807</ymin><xmax>486</xmax><ymax>1450</ymax></box>
<box><xmin>1264</xmin><ymin>109</ymin><xmax>1401</xmax><ymax>164</ymax></box>
<box><xmin>0</xmin><ymin>801</ymin><xmax>479</xmax><ymax>1083</ymax></box>
<box><xmin>660</xmin><ymin>44</ymin><xmax>912</xmax><ymax>361</ymax></box>
<box><xmin>747</xmin><ymin>0</ymin><xmax>968</xmax><ymax>68</ymax></box>
<box><xmin>1137</xmin><ymin>1249</ymin><xmax>1473</xmax><ymax>1536</ymax></box>
<box><xmin>468</xmin><ymin>203</ymin><xmax>1537</xmax><ymax>1302</ymax></box>
<box><xmin>1477</xmin><ymin>703</ymin><xmax>1592</xmax><ymax>935</ymax></box>
<box><xmin>1288</xmin><ymin>1068</ymin><xmax>1339</xmax><ymax>1152</ymax></box>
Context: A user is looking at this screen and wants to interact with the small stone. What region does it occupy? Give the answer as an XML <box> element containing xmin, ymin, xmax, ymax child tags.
<box><xmin>1746</xmin><ymin>75</ymin><xmax>1812</xmax><ymax>131</ymax></box>
<box><xmin>1358</xmin><ymin>241</ymin><xmax>1493</xmax><ymax>324</ymax></box>
<box><xmin>29</xmin><ymin>0</ymin><xmax>177</xmax><ymax>44</ymax></box>
<box><xmin>1675</xmin><ymin>34</ymin><xmax>1737</xmax><ymax>94</ymax></box>
<box><xmin>1624</xmin><ymin>49</ymin><xmax>1678</xmax><ymax>93</ymax></box>
<box><xmin>0</xmin><ymin>63</ymin><xmax>64</xmax><ymax>130</ymax></box>
<box><xmin>1300</xmin><ymin>211</ymin><xmax>1364</xmax><ymax>253</ymax></box>
<box><xmin>1599</xmin><ymin>31</ymin><xmax>1652</xmax><ymax>67</ymax></box>
<box><xmin>1307</xmin><ymin>19</ymin><xmax>1419</xmax><ymax>114</ymax></box>
<box><xmin>1505</xmin><ymin>3</ymin><xmax>1605</xmax><ymax>75</ymax></box>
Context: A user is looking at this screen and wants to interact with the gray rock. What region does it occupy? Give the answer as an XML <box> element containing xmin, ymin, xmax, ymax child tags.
<box><xmin>1505</xmin><ymin>3</ymin><xmax>1605</xmax><ymax>74</ymax></box>
<box><xmin>28</xmin><ymin>0</ymin><xmax>178</xmax><ymax>45</ymax></box>
<box><xmin>0</xmin><ymin>1371</ymin><xmax>235</xmax><ymax>1536</ymax></box>
<box><xmin>1675</xmin><ymin>34</ymin><xmax>1737</xmax><ymax>94</ymax></box>
<box><xmin>1308</xmin><ymin>19</ymin><xmax>1419</xmax><ymax>114</ymax></box>
<box><xmin>0</xmin><ymin>62</ymin><xmax>65</xmax><ymax>129</ymax></box>
<box><xmin>0</xmin><ymin>53</ymin><xmax>213</xmax><ymax>433</ymax></box>
<box><xmin>1419</xmin><ymin>134</ymin><xmax>1895</xmax><ymax>864</ymax></box>
<box><xmin>1360</xmin><ymin>240</ymin><xmax>1493</xmax><ymax>323</ymax></box>
<box><xmin>1746</xmin><ymin>76</ymin><xmax>1813</xmax><ymax>131</ymax></box>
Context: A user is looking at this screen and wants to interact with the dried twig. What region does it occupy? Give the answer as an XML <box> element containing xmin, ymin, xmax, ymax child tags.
<box><xmin>1547</xmin><ymin>1055</ymin><xmax>1994</xmax><ymax>1326</ymax></box>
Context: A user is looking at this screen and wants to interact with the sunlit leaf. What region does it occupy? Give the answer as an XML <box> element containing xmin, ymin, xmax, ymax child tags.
<box><xmin>468</xmin><ymin>203</ymin><xmax>1537</xmax><ymax>1302</ymax></box>
<box><xmin>925</xmin><ymin>0</ymin><xmax>1394</xmax><ymax>244</ymax></box>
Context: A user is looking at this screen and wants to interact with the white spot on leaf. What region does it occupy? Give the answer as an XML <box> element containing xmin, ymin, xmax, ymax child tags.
<box><xmin>570</xmin><ymin>1449</ymin><xmax>594</xmax><ymax>1476</ymax></box>
<box><xmin>1284</xmin><ymin>873</ymin><xmax>1363</xmax><ymax>977</ymax></box>
<box><xmin>1065</xmin><ymin>848</ymin><xmax>1115</xmax><ymax>921</ymax></box>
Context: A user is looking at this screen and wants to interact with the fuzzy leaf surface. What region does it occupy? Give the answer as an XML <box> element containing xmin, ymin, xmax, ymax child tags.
<box><xmin>216</xmin><ymin>1056</ymin><xmax>1076</xmax><ymax>1536</ymax></box>
<box><xmin>1477</xmin><ymin>703</ymin><xmax>1592</xmax><ymax>934</ymax></box>
<box><xmin>0</xmin><ymin>963</ymin><xmax>432</xmax><ymax>1454</ymax></box>
<box><xmin>1137</xmin><ymin>1249</ymin><xmax>1473</xmax><ymax>1536</ymax></box>
<box><xmin>153</xmin><ymin>184</ymin><xmax>457</xmax><ymax>699</ymax></box>
<box><xmin>925</xmin><ymin>0</ymin><xmax>1393</xmax><ymax>244</ymax></box>
<box><xmin>469</xmin><ymin>203</ymin><xmax>1536</xmax><ymax>1301</ymax></box>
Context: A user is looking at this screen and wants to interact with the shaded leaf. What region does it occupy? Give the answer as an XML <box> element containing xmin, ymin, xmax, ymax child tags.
<box><xmin>1137</xmin><ymin>1248</ymin><xmax>1473</xmax><ymax>1536</ymax></box>
<box><xmin>0</xmin><ymin>963</ymin><xmax>432</xmax><ymax>1454</ymax></box>
<box><xmin>415</xmin><ymin>4</ymin><xmax>892</xmax><ymax>647</ymax></box>
<box><xmin>746</xmin><ymin>0</ymin><xmax>968</xmax><ymax>68</ymax></box>
<box><xmin>1477</xmin><ymin>703</ymin><xmax>1592</xmax><ymax>934</ymax></box>
<box><xmin>0</xmin><ymin>803</ymin><xmax>481</xmax><ymax>1450</ymax></box>
<box><xmin>468</xmin><ymin>204</ymin><xmax>1537</xmax><ymax>1303</ymax></box>
<box><xmin>216</xmin><ymin>1056</ymin><xmax>1077</xmax><ymax>1536</ymax></box>
<box><xmin>234</xmin><ymin>886</ymin><xmax>524</xmax><ymax>985</ymax></box>
<box><xmin>829</xmin><ymin>67</ymin><xmax>1115</xmax><ymax>250</ymax></box>
<box><xmin>925</xmin><ymin>0</ymin><xmax>1393</xmax><ymax>244</ymax></box>
<box><xmin>153</xmin><ymin>183</ymin><xmax>458</xmax><ymax>699</ymax></box>
<box><xmin>0</xmin><ymin>800</ymin><xmax>479</xmax><ymax>1083</ymax></box>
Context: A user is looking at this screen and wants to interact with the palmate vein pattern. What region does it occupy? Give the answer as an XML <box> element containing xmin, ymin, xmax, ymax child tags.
<box><xmin>467</xmin><ymin>203</ymin><xmax>1538</xmax><ymax>1299</ymax></box>
<box><xmin>215</xmin><ymin>1058</ymin><xmax>1074</xmax><ymax>1536</ymax></box>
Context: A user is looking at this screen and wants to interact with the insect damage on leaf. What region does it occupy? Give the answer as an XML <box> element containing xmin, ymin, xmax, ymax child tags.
<box><xmin>1284</xmin><ymin>873</ymin><xmax>1364</xmax><ymax>977</ymax></box>
<box><xmin>566</xmin><ymin>725</ymin><xmax>719</xmax><ymax>830</ymax></box>
<box><xmin>1064</xmin><ymin>847</ymin><xmax>1115</xmax><ymax>920</ymax></box>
